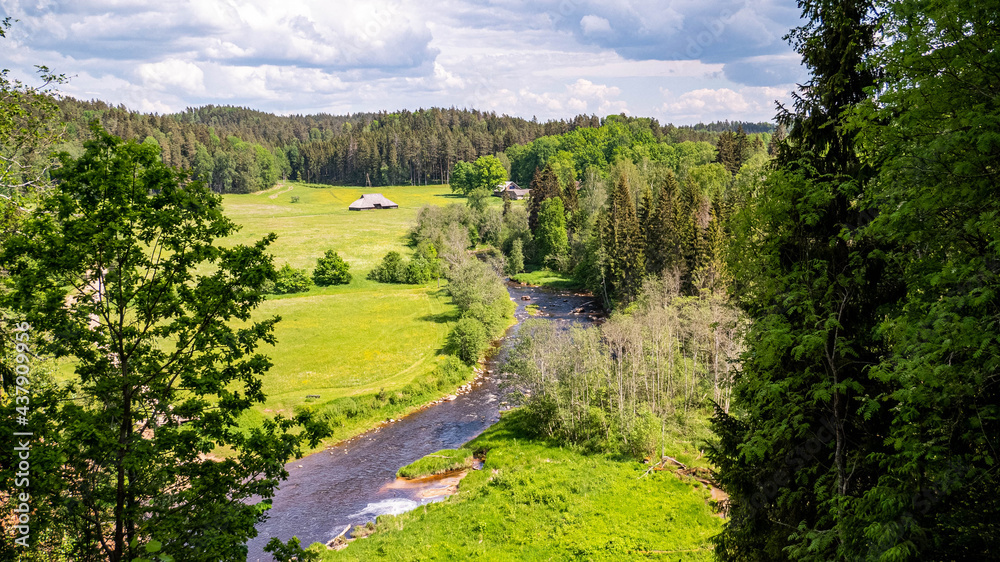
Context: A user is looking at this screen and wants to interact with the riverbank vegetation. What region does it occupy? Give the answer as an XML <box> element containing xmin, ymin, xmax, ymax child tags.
<box><xmin>318</xmin><ymin>410</ymin><xmax>722</xmax><ymax>561</ymax></box>
<box><xmin>504</xmin><ymin>279</ymin><xmax>742</xmax><ymax>458</ymax></box>
<box><xmin>396</xmin><ymin>449</ymin><xmax>475</xmax><ymax>479</ymax></box>
<box><xmin>215</xmin><ymin>183</ymin><xmax>517</xmax><ymax>449</ymax></box>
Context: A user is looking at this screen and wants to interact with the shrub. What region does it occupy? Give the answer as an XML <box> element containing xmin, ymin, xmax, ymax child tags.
<box><xmin>367</xmin><ymin>251</ymin><xmax>406</xmax><ymax>283</ymax></box>
<box><xmin>270</xmin><ymin>263</ymin><xmax>311</xmax><ymax>294</ymax></box>
<box><xmin>451</xmin><ymin>317</ymin><xmax>489</xmax><ymax>364</ymax></box>
<box><xmin>368</xmin><ymin>251</ymin><xmax>436</xmax><ymax>284</ymax></box>
<box><xmin>403</xmin><ymin>256</ymin><xmax>433</xmax><ymax>284</ymax></box>
<box><xmin>313</xmin><ymin>249</ymin><xmax>351</xmax><ymax>285</ymax></box>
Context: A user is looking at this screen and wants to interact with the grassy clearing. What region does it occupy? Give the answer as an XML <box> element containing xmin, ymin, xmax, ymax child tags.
<box><xmin>217</xmin><ymin>182</ymin><xmax>476</xmax><ymax>446</ymax></box>
<box><xmin>510</xmin><ymin>266</ymin><xmax>583</xmax><ymax>291</ymax></box>
<box><xmin>396</xmin><ymin>449</ymin><xmax>474</xmax><ymax>478</ymax></box>
<box><xmin>315</xmin><ymin>410</ymin><xmax>722</xmax><ymax>561</ymax></box>
<box><xmin>222</xmin><ymin>181</ymin><xmax>462</xmax><ymax>274</ymax></box>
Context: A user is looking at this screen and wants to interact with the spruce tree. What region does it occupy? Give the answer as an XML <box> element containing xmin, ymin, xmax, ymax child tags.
<box><xmin>645</xmin><ymin>171</ymin><xmax>681</xmax><ymax>277</ymax></box>
<box><xmin>710</xmin><ymin>1</ymin><xmax>899</xmax><ymax>559</ymax></box>
<box><xmin>527</xmin><ymin>164</ymin><xmax>561</xmax><ymax>234</ymax></box>
<box><xmin>602</xmin><ymin>174</ymin><xmax>645</xmax><ymax>304</ymax></box>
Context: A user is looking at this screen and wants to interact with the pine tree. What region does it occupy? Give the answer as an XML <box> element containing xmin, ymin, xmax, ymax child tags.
<box><xmin>715</xmin><ymin>131</ymin><xmax>736</xmax><ymax>175</ymax></box>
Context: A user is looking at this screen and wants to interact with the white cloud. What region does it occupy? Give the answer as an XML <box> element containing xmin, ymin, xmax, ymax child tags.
<box><xmin>580</xmin><ymin>15</ymin><xmax>612</xmax><ymax>36</ymax></box>
<box><xmin>661</xmin><ymin>86</ymin><xmax>793</xmax><ymax>122</ymax></box>
<box><xmin>567</xmin><ymin>78</ymin><xmax>620</xmax><ymax>99</ymax></box>
<box><xmin>0</xmin><ymin>0</ymin><xmax>804</xmax><ymax>122</ymax></box>
<box><xmin>137</xmin><ymin>59</ymin><xmax>205</xmax><ymax>94</ymax></box>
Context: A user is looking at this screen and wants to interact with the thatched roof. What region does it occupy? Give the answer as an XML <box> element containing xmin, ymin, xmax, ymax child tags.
<box><xmin>349</xmin><ymin>193</ymin><xmax>398</xmax><ymax>210</ymax></box>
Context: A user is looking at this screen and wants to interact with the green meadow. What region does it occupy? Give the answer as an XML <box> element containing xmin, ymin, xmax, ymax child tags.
<box><xmin>219</xmin><ymin>182</ymin><xmax>473</xmax><ymax>438</ymax></box>
<box><xmin>317</xmin><ymin>411</ymin><xmax>723</xmax><ymax>561</ymax></box>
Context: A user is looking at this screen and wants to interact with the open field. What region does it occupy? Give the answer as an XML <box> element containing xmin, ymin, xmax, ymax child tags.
<box><xmin>222</xmin><ymin>181</ymin><xmax>464</xmax><ymax>275</ymax></box>
<box><xmin>218</xmin><ymin>182</ymin><xmax>471</xmax><ymax>432</ymax></box>
<box><xmin>318</xmin><ymin>410</ymin><xmax>723</xmax><ymax>561</ymax></box>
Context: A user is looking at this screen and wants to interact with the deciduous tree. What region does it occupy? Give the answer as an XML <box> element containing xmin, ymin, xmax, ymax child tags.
<box><xmin>0</xmin><ymin>127</ymin><xmax>324</xmax><ymax>561</ymax></box>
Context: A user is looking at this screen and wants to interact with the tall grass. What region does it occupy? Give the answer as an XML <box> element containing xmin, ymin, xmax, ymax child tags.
<box><xmin>314</xmin><ymin>410</ymin><xmax>722</xmax><ymax>561</ymax></box>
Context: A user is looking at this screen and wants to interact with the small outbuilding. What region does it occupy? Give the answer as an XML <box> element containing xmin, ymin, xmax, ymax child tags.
<box><xmin>493</xmin><ymin>181</ymin><xmax>531</xmax><ymax>200</ymax></box>
<box><xmin>349</xmin><ymin>193</ymin><xmax>398</xmax><ymax>211</ymax></box>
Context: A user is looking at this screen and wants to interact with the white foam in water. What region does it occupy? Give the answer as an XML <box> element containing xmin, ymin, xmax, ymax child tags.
<box><xmin>348</xmin><ymin>498</ymin><xmax>419</xmax><ymax>520</ymax></box>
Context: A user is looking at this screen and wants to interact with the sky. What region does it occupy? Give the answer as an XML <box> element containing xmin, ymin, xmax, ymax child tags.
<box><xmin>0</xmin><ymin>0</ymin><xmax>808</xmax><ymax>125</ymax></box>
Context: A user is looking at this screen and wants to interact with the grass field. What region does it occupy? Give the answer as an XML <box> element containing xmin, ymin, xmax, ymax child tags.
<box><xmin>316</xmin><ymin>410</ymin><xmax>723</xmax><ymax>561</ymax></box>
<box><xmin>510</xmin><ymin>265</ymin><xmax>583</xmax><ymax>291</ymax></box>
<box><xmin>218</xmin><ymin>182</ymin><xmax>475</xmax><ymax>436</ymax></box>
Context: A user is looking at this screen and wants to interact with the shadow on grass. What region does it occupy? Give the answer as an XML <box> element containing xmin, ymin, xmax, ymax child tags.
<box><xmin>418</xmin><ymin>310</ymin><xmax>460</xmax><ymax>324</ymax></box>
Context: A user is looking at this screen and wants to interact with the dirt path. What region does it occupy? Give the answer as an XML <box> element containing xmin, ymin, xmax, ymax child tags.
<box><xmin>269</xmin><ymin>184</ymin><xmax>294</xmax><ymax>199</ymax></box>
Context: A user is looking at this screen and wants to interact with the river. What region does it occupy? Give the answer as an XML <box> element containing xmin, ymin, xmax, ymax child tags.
<box><xmin>245</xmin><ymin>282</ymin><xmax>601</xmax><ymax>561</ymax></box>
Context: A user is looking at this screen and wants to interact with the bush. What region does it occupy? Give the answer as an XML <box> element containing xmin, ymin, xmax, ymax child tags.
<box><xmin>312</xmin><ymin>250</ymin><xmax>351</xmax><ymax>285</ymax></box>
<box><xmin>367</xmin><ymin>251</ymin><xmax>407</xmax><ymax>283</ymax></box>
<box><xmin>269</xmin><ymin>264</ymin><xmax>311</xmax><ymax>294</ymax></box>
<box><xmin>368</xmin><ymin>251</ymin><xmax>436</xmax><ymax>284</ymax></box>
<box><xmin>451</xmin><ymin>317</ymin><xmax>489</xmax><ymax>364</ymax></box>
<box><xmin>403</xmin><ymin>256</ymin><xmax>433</xmax><ymax>284</ymax></box>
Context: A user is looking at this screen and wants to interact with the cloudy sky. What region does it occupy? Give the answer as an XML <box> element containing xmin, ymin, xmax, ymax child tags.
<box><xmin>1</xmin><ymin>0</ymin><xmax>807</xmax><ymax>124</ymax></box>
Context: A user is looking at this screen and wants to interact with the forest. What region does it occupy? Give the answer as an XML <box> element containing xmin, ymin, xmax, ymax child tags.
<box><xmin>53</xmin><ymin>96</ymin><xmax>768</xmax><ymax>192</ymax></box>
<box><xmin>1</xmin><ymin>0</ymin><xmax>998</xmax><ymax>559</ymax></box>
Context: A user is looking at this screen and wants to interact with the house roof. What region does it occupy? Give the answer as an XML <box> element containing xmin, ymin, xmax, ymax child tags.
<box><xmin>348</xmin><ymin>193</ymin><xmax>398</xmax><ymax>210</ymax></box>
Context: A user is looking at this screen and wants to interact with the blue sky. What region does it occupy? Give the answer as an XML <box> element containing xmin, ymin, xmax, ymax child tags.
<box><xmin>0</xmin><ymin>0</ymin><xmax>807</xmax><ymax>124</ymax></box>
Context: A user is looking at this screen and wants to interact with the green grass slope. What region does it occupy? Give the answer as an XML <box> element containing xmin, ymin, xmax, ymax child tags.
<box><xmin>317</xmin><ymin>411</ymin><xmax>723</xmax><ymax>561</ymax></box>
<box><xmin>219</xmin><ymin>182</ymin><xmax>470</xmax><ymax>437</ymax></box>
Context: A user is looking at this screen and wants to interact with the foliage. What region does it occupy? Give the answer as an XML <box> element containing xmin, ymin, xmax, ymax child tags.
<box><xmin>271</xmin><ymin>263</ymin><xmax>312</xmax><ymax>294</ymax></box>
<box><xmin>366</xmin><ymin>251</ymin><xmax>433</xmax><ymax>284</ymax></box>
<box><xmin>526</xmin><ymin>164</ymin><xmax>562</xmax><ymax>234</ymax></box>
<box><xmin>447</xmin><ymin>259</ymin><xmax>514</xmax><ymax>335</ymax></box>
<box><xmin>602</xmin><ymin>173</ymin><xmax>645</xmax><ymax>305</ymax></box>
<box><xmin>845</xmin><ymin>0</ymin><xmax>1000</xmax><ymax>558</ymax></box>
<box><xmin>312</xmin><ymin>250</ymin><xmax>351</xmax><ymax>286</ymax></box>
<box><xmin>316</xmin><ymin>410</ymin><xmax>722</xmax><ymax>561</ymax></box>
<box><xmin>450</xmin><ymin>154</ymin><xmax>508</xmax><ymax>204</ymax></box>
<box><xmin>504</xmin><ymin>281</ymin><xmax>741</xmax><ymax>456</ymax></box>
<box><xmin>396</xmin><ymin>449</ymin><xmax>473</xmax><ymax>478</ymax></box>
<box><xmin>506</xmin><ymin>238</ymin><xmax>524</xmax><ymax>275</ymax></box>
<box><xmin>0</xmin><ymin>128</ymin><xmax>324</xmax><ymax>561</ymax></box>
<box><xmin>367</xmin><ymin>251</ymin><xmax>406</xmax><ymax>283</ymax></box>
<box><xmin>450</xmin><ymin>317</ymin><xmax>489</xmax><ymax>365</ymax></box>
<box><xmin>709</xmin><ymin>1</ymin><xmax>899</xmax><ymax>560</ymax></box>
<box><xmin>535</xmin><ymin>197</ymin><xmax>568</xmax><ymax>268</ymax></box>
<box><xmin>0</xmin><ymin>18</ymin><xmax>66</xmax><ymax>246</ymax></box>
<box><xmin>0</xmin><ymin>21</ymin><xmax>64</xmax><ymax>196</ymax></box>
<box><xmin>264</xmin><ymin>537</ymin><xmax>321</xmax><ymax>562</ymax></box>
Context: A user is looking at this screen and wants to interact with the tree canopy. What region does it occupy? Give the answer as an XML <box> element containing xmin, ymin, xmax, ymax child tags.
<box><xmin>0</xmin><ymin>127</ymin><xmax>325</xmax><ymax>561</ymax></box>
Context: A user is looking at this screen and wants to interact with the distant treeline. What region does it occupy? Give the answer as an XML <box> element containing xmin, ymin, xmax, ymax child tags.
<box><xmin>53</xmin><ymin>98</ymin><xmax>770</xmax><ymax>193</ymax></box>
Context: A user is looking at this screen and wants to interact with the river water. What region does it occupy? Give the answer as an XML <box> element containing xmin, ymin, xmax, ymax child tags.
<box><xmin>246</xmin><ymin>283</ymin><xmax>601</xmax><ymax>561</ymax></box>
